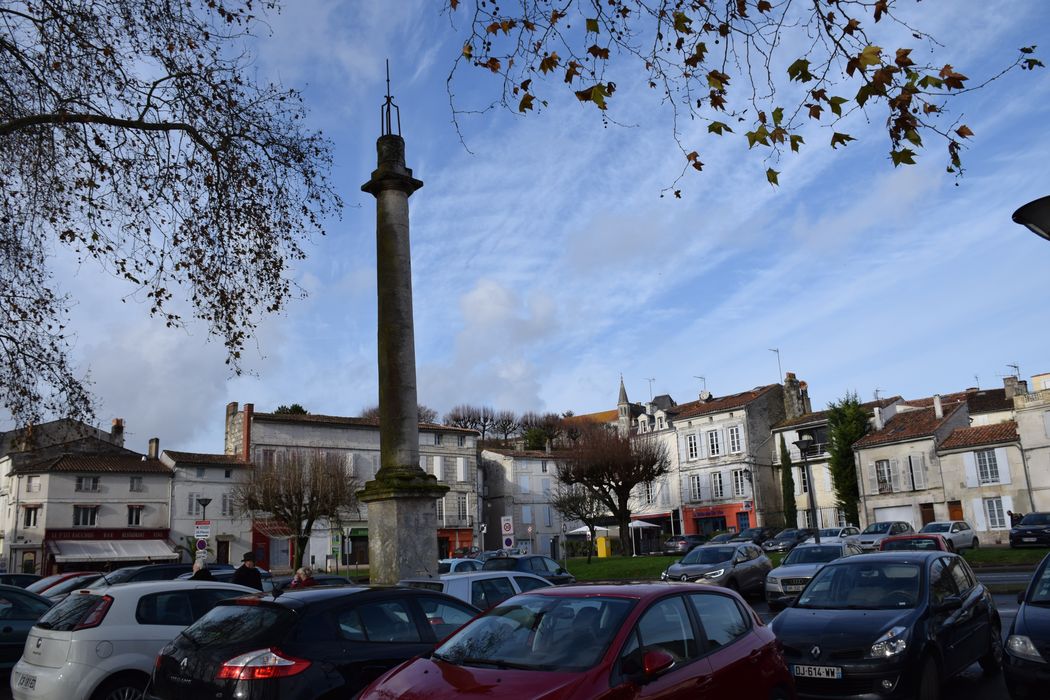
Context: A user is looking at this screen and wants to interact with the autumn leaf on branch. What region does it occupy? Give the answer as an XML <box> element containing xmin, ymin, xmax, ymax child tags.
<box><xmin>539</xmin><ymin>52</ymin><xmax>560</xmax><ymax>74</ymax></box>
<box><xmin>519</xmin><ymin>93</ymin><xmax>535</xmax><ymax>112</ymax></box>
<box><xmin>890</xmin><ymin>148</ymin><xmax>916</xmax><ymax>166</ymax></box>
<box><xmin>766</xmin><ymin>168</ymin><xmax>780</xmax><ymax>186</ymax></box>
<box><xmin>831</xmin><ymin>132</ymin><xmax>856</xmax><ymax>148</ymax></box>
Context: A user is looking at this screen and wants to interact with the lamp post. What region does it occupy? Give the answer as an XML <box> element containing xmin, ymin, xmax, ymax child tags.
<box><xmin>1012</xmin><ymin>195</ymin><xmax>1050</xmax><ymax>241</ymax></box>
<box><xmin>793</xmin><ymin>434</ymin><xmax>820</xmax><ymax>544</ymax></box>
<box><xmin>196</xmin><ymin>497</ymin><xmax>212</xmax><ymax>522</ymax></box>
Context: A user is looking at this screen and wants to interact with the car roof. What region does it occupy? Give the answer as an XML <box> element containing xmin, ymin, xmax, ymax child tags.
<box><xmin>230</xmin><ymin>585</ymin><xmax>448</xmax><ymax>611</ymax></box>
<box><xmin>793</xmin><ymin>542</ymin><xmax>845</xmax><ymax>549</ymax></box>
<box><xmin>82</xmin><ymin>580</ymin><xmax>257</xmax><ymax>595</ymax></box>
<box><xmin>829</xmin><ymin>550</ymin><xmax>948</xmax><ymax>565</ymax></box>
<box><xmin>519</xmin><ymin>582</ymin><xmax>735</xmax><ymax>601</ymax></box>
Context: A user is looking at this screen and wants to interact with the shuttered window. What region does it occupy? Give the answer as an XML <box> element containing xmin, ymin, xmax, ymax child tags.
<box><xmin>711</xmin><ymin>472</ymin><xmax>724</xmax><ymax>499</ymax></box>
<box><xmin>976</xmin><ymin>450</ymin><xmax>999</xmax><ymax>484</ymax></box>
<box><xmin>686</xmin><ymin>434</ymin><xmax>698</xmax><ymax>460</ymax></box>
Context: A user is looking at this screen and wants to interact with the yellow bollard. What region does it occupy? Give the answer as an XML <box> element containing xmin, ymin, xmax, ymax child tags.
<box><xmin>596</xmin><ymin>536</ymin><xmax>611</xmax><ymax>558</ymax></box>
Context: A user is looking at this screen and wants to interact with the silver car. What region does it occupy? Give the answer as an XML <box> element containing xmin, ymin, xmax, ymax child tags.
<box><xmin>856</xmin><ymin>520</ymin><xmax>914</xmax><ymax>550</ymax></box>
<box><xmin>802</xmin><ymin>526</ymin><xmax>861</xmax><ymax>544</ymax></box>
<box><xmin>660</xmin><ymin>542</ymin><xmax>771</xmax><ymax>596</ymax></box>
<box><xmin>919</xmin><ymin>520</ymin><xmax>978</xmax><ymax>550</ymax></box>
<box><xmin>764</xmin><ymin>542</ymin><xmax>862</xmax><ymax>610</ymax></box>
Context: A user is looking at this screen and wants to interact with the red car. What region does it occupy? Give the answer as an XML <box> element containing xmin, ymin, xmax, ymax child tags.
<box><xmin>878</xmin><ymin>533</ymin><xmax>953</xmax><ymax>551</ymax></box>
<box><xmin>358</xmin><ymin>583</ymin><xmax>795</xmax><ymax>700</ymax></box>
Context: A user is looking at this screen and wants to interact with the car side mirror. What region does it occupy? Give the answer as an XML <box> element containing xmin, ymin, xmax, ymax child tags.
<box><xmin>1017</xmin><ymin>591</ymin><xmax>1026</xmax><ymax>605</ymax></box>
<box><xmin>642</xmin><ymin>649</ymin><xmax>675</xmax><ymax>679</ymax></box>
<box><xmin>556</xmin><ymin>568</ymin><xmax>566</xmax><ymax>575</ymax></box>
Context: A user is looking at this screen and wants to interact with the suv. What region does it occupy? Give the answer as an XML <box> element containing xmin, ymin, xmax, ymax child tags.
<box><xmin>729</xmin><ymin>527</ymin><xmax>779</xmax><ymax>546</ymax></box>
<box><xmin>103</xmin><ymin>563</ymin><xmax>194</xmax><ymax>584</ymax></box>
<box><xmin>761</xmin><ymin>528</ymin><xmax>817</xmax><ymax>553</ymax></box>
<box><xmin>400</xmin><ymin>571</ymin><xmax>552</xmax><ymax>610</ymax></box>
<box><xmin>662</xmin><ymin>534</ymin><xmax>707</xmax><ymax>555</ymax></box>
<box><xmin>1010</xmin><ymin>512</ymin><xmax>1050</xmax><ymax>547</ymax></box>
<box><xmin>12</xmin><ymin>580</ymin><xmax>254</xmax><ymax>700</ymax></box>
<box><xmin>149</xmin><ymin>586</ymin><xmax>480</xmax><ymax>699</ymax></box>
<box><xmin>481</xmin><ymin>555</ymin><xmax>575</xmax><ymax>584</ymax></box>
<box><xmin>856</xmin><ymin>520</ymin><xmax>915</xmax><ymax>550</ymax></box>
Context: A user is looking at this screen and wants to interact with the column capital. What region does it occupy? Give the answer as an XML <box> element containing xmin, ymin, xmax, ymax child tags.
<box><xmin>361</xmin><ymin>134</ymin><xmax>423</xmax><ymax>197</ymax></box>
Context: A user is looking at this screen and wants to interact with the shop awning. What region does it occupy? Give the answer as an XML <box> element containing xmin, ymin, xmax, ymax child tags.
<box><xmin>47</xmin><ymin>539</ymin><xmax>178</xmax><ymax>563</ymax></box>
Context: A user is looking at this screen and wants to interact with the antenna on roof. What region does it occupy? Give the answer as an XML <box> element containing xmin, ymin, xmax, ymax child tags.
<box><xmin>693</xmin><ymin>375</ymin><xmax>706</xmax><ymax>391</ymax></box>
<box><xmin>768</xmin><ymin>348</ymin><xmax>783</xmax><ymax>382</ymax></box>
<box><xmin>974</xmin><ymin>374</ymin><xmax>980</xmax><ymax>389</ymax></box>
<box><xmin>644</xmin><ymin>378</ymin><xmax>655</xmax><ymax>401</ymax></box>
<box><xmin>873</xmin><ymin>388</ymin><xmax>882</xmax><ymax>401</ymax></box>
<box><xmin>1007</xmin><ymin>362</ymin><xmax>1020</xmax><ymax>378</ymax></box>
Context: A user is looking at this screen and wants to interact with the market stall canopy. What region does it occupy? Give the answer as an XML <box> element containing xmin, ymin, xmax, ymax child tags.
<box><xmin>566</xmin><ymin>525</ymin><xmax>609</xmax><ymax>535</ymax></box>
<box><xmin>48</xmin><ymin>539</ymin><xmax>178</xmax><ymax>562</ymax></box>
<box><xmin>628</xmin><ymin>520</ymin><xmax>661</xmax><ymax>529</ymax></box>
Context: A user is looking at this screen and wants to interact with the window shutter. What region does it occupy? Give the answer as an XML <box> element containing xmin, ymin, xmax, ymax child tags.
<box><xmin>433</xmin><ymin>456</ymin><xmax>443</xmax><ymax>480</ymax></box>
<box><xmin>963</xmin><ymin>452</ymin><xmax>978</xmax><ymax>487</ymax></box>
<box><xmin>420</xmin><ymin>455</ymin><xmax>427</xmax><ymax>472</ymax></box>
<box><xmin>719</xmin><ymin>429</ymin><xmax>727</xmax><ymax>455</ymax></box>
<box><xmin>995</xmin><ymin>447</ymin><xmax>1012</xmax><ymax>485</ymax></box>
<box><xmin>457</xmin><ymin>457</ymin><xmax>467</xmax><ymax>482</ymax></box>
<box><xmin>1044</xmin><ymin>411</ymin><xmax>1050</xmax><ymax>438</ymax></box>
<box><xmin>700</xmin><ymin>473</ymin><xmax>712</xmax><ymax>501</ymax></box>
<box><xmin>678</xmin><ymin>433</ymin><xmax>689</xmax><ymax>461</ymax></box>
<box><xmin>971</xmin><ymin>498</ymin><xmax>987</xmax><ymax>531</ymax></box>
<box><xmin>187</xmin><ymin>492</ymin><xmax>195</xmax><ymax>516</ymax></box>
<box><xmin>910</xmin><ymin>454</ymin><xmax>927</xmax><ymax>490</ymax></box>
<box><xmin>889</xmin><ymin>460</ymin><xmax>901</xmax><ymax>492</ymax></box>
<box><xmin>823</xmin><ymin>465</ymin><xmax>832</xmax><ymax>492</ymax></box>
<box><xmin>793</xmin><ymin>468</ymin><xmax>801</xmax><ymax>495</ymax></box>
<box><xmin>867</xmin><ymin>463</ymin><xmax>878</xmax><ymax>495</ymax></box>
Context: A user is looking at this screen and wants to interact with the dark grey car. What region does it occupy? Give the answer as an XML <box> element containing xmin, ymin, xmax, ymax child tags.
<box><xmin>660</xmin><ymin>542</ymin><xmax>771</xmax><ymax>596</ymax></box>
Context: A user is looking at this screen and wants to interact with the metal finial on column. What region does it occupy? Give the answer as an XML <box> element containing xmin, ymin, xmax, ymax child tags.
<box><xmin>381</xmin><ymin>59</ymin><xmax>401</xmax><ymax>136</ymax></box>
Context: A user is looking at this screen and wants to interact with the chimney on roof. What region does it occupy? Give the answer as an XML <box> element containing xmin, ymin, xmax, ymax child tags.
<box><xmin>111</xmin><ymin>418</ymin><xmax>125</xmax><ymax>447</ymax></box>
<box><xmin>1003</xmin><ymin>375</ymin><xmax>1028</xmax><ymax>398</ymax></box>
<box><xmin>242</xmin><ymin>403</ymin><xmax>254</xmax><ymax>460</ymax></box>
<box><xmin>800</xmin><ymin>381</ymin><xmax>812</xmax><ymax>413</ymax></box>
<box><xmin>933</xmin><ymin>394</ymin><xmax>943</xmax><ymax>419</ymax></box>
<box><xmin>147</xmin><ymin>437</ymin><xmax>159</xmax><ymax>459</ymax></box>
<box><xmin>782</xmin><ymin>372</ymin><xmax>804</xmax><ymax>420</ymax></box>
<box><xmin>873</xmin><ymin>406</ymin><xmax>885</xmax><ymax>431</ymax></box>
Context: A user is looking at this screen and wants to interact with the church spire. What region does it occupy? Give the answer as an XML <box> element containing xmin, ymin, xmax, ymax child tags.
<box><xmin>618</xmin><ymin>374</ymin><xmax>629</xmax><ymax>405</ymax></box>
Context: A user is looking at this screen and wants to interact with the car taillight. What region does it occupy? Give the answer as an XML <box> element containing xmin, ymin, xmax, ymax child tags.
<box><xmin>216</xmin><ymin>648</ymin><xmax>311</xmax><ymax>680</ymax></box>
<box><xmin>73</xmin><ymin>595</ymin><xmax>113</xmax><ymax>630</ymax></box>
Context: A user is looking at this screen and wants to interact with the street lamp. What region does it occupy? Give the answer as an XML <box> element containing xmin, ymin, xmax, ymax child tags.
<box><xmin>196</xmin><ymin>497</ymin><xmax>212</xmax><ymax>522</ymax></box>
<box><xmin>1012</xmin><ymin>195</ymin><xmax>1050</xmax><ymax>241</ymax></box>
<box><xmin>793</xmin><ymin>433</ymin><xmax>820</xmax><ymax>544</ymax></box>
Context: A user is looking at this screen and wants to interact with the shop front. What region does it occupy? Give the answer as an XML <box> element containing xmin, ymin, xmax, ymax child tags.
<box><xmin>437</xmin><ymin>527</ymin><xmax>475</xmax><ymax>558</ymax></box>
<box><xmin>683</xmin><ymin>503</ymin><xmax>752</xmax><ymax>537</ymax></box>
<box><xmin>43</xmin><ymin>528</ymin><xmax>177</xmax><ymax>574</ymax></box>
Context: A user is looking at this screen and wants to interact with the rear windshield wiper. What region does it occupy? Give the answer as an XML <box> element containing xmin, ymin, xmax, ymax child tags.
<box><xmin>177</xmin><ymin>630</ymin><xmax>199</xmax><ymax>649</ymax></box>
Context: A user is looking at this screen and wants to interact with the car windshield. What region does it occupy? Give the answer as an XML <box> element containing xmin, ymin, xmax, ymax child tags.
<box><xmin>102</xmin><ymin>568</ymin><xmax>139</xmax><ymax>584</ymax></box>
<box><xmin>883</xmin><ymin>538</ymin><xmax>940</xmax><ymax>551</ymax></box>
<box><xmin>817</xmin><ymin>529</ymin><xmax>841</xmax><ymax>538</ymax></box>
<box><xmin>775</xmin><ymin>530</ymin><xmax>801</xmax><ymax>540</ymax></box>
<box><xmin>735</xmin><ymin>529</ymin><xmax>760</xmax><ymax>538</ymax></box>
<box><xmin>784</xmin><ymin>546</ymin><xmax>842</xmax><ymax>565</ymax></box>
<box><xmin>796</xmin><ymin>561</ymin><xmax>921</xmax><ymax>610</ymax></box>
<box><xmin>1020</xmin><ymin>513</ymin><xmax>1050</xmax><ymax>526</ymax></box>
<box><xmin>433</xmin><ymin>594</ymin><xmax>634</xmax><ymax>671</ymax></box>
<box><xmin>183</xmin><ymin>602</ymin><xmax>297</xmax><ymax>647</ymax></box>
<box><xmin>862</xmin><ymin>523</ymin><xmax>892</xmax><ymax>534</ymax></box>
<box><xmin>45</xmin><ymin>575</ymin><xmax>102</xmax><ymax>597</ymax></box>
<box><xmin>438</xmin><ymin>563</ymin><xmax>452</xmax><ymax>574</ymax></box>
<box><xmin>921</xmin><ymin>523</ymin><xmax>950</xmax><ymax>533</ymax></box>
<box><xmin>682</xmin><ymin>546</ymin><xmax>736</xmax><ymax>565</ymax></box>
<box><xmin>25</xmin><ymin>574</ymin><xmax>67</xmax><ymax>594</ymax></box>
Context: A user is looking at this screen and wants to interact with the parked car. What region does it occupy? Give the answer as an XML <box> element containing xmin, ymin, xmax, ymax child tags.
<box><xmin>856</xmin><ymin>521</ymin><xmax>915</xmax><ymax>551</ymax></box>
<box><xmin>1010</xmin><ymin>512</ymin><xmax>1050</xmax><ymax>548</ymax></box>
<box><xmin>770</xmin><ymin>551</ymin><xmax>1002</xmax><ymax>700</ymax></box>
<box><xmin>451</xmin><ymin>546</ymin><xmax>480</xmax><ymax>559</ymax></box>
<box><xmin>438</xmin><ymin>558</ymin><xmax>482</xmax><ymax>574</ymax></box>
<box><xmin>1005</xmin><ymin>551</ymin><xmax>1050</xmax><ymax>699</ymax></box>
<box><xmin>0</xmin><ymin>575</ymin><xmax>41</xmax><ymax>588</ymax></box>
<box><xmin>880</xmin><ymin>533</ymin><xmax>953</xmax><ymax>552</ymax></box>
<box><xmin>765</xmin><ymin>542</ymin><xmax>862</xmax><ymax>611</ymax></box>
<box><xmin>12</xmin><ymin>580</ymin><xmax>255</xmax><ymax>700</ymax></box>
<box><xmin>42</xmin><ymin>574</ymin><xmax>104</xmax><ymax>603</ymax></box>
<box><xmin>802</xmin><ymin>526</ymin><xmax>862</xmax><ymax>544</ymax></box>
<box><xmin>103</xmin><ymin>563</ymin><xmax>193</xmax><ymax>584</ymax></box>
<box><xmin>661</xmin><ymin>534</ymin><xmax>707</xmax><ymax>555</ymax></box>
<box><xmin>358</xmin><ymin>583</ymin><xmax>795</xmax><ymax>700</ymax></box>
<box><xmin>0</xmin><ymin>585</ymin><xmax>52</xmax><ymax>670</ymax></box>
<box><xmin>175</xmin><ymin>565</ymin><xmax>273</xmax><ymax>592</ymax></box>
<box><xmin>707</xmin><ymin>532</ymin><xmax>735</xmax><ymax>544</ymax></box>
<box><xmin>481</xmin><ymin>555</ymin><xmax>575</xmax><ymax>584</ymax></box>
<box><xmin>400</xmin><ymin>571</ymin><xmax>552</xmax><ymax>609</ymax></box>
<box><xmin>270</xmin><ymin>574</ymin><xmax>353</xmax><ymax>592</ymax></box>
<box><xmin>148</xmin><ymin>586</ymin><xmax>480</xmax><ymax>700</ymax></box>
<box><xmin>762</xmin><ymin>528</ymin><xmax>817</xmax><ymax>553</ymax></box>
<box><xmin>729</xmin><ymin>526</ymin><xmax>780</xmax><ymax>546</ymax></box>
<box><xmin>920</xmin><ymin>520</ymin><xmax>979</xmax><ymax>551</ymax></box>
<box><xmin>25</xmin><ymin>573</ymin><xmax>96</xmax><ymax>596</ymax></box>
<box><xmin>476</xmin><ymin>550</ymin><xmax>506</xmax><ymax>562</ymax></box>
<box><xmin>660</xmin><ymin>542</ymin><xmax>771</xmax><ymax>596</ymax></box>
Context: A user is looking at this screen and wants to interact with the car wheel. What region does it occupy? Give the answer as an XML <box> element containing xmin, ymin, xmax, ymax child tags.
<box><xmin>972</xmin><ymin>538</ymin><xmax>980</xmax><ymax>550</ymax></box>
<box><xmin>92</xmin><ymin>676</ymin><xmax>147</xmax><ymax>700</ymax></box>
<box><xmin>979</xmin><ymin>621</ymin><xmax>1004</xmax><ymax>674</ymax></box>
<box><xmin>680</xmin><ymin>574</ymin><xmax>689</xmax><ymax>581</ymax></box>
<box><xmin>917</xmin><ymin>656</ymin><xmax>940</xmax><ymax>700</ymax></box>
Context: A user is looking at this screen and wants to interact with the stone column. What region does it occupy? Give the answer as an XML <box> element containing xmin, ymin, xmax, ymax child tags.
<box><xmin>359</xmin><ymin>133</ymin><xmax>448</xmax><ymax>584</ymax></box>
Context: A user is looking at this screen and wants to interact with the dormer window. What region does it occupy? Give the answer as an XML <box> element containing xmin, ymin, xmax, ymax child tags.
<box><xmin>656</xmin><ymin>417</ymin><xmax>665</xmax><ymax>430</ymax></box>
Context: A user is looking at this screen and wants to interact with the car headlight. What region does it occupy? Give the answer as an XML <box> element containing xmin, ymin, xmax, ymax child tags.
<box><xmin>660</xmin><ymin>571</ymin><xmax>668</xmax><ymax>581</ymax></box>
<box><xmin>703</xmin><ymin>569</ymin><xmax>725</xmax><ymax>579</ymax></box>
<box><xmin>1007</xmin><ymin>635</ymin><xmax>1047</xmax><ymax>663</ymax></box>
<box><xmin>767</xmin><ymin>577</ymin><xmax>779</xmax><ymax>586</ymax></box>
<box><xmin>869</xmin><ymin>626</ymin><xmax>908</xmax><ymax>658</ymax></box>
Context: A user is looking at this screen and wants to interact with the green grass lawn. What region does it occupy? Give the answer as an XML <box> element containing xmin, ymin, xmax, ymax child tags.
<box><xmin>961</xmin><ymin>546</ymin><xmax>1049</xmax><ymax>567</ymax></box>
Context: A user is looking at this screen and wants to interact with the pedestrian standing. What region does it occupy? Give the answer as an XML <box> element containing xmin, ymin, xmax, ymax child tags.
<box><xmin>189</xmin><ymin>560</ymin><xmax>214</xmax><ymax>580</ymax></box>
<box><xmin>288</xmin><ymin>566</ymin><xmax>317</xmax><ymax>588</ymax></box>
<box><xmin>232</xmin><ymin>551</ymin><xmax>263</xmax><ymax>591</ymax></box>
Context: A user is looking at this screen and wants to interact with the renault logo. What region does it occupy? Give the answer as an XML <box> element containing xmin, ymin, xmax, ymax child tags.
<box><xmin>810</xmin><ymin>645</ymin><xmax>821</xmax><ymax>659</ymax></box>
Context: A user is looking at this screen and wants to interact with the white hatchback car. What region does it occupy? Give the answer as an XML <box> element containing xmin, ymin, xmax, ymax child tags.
<box><xmin>399</xmin><ymin>570</ymin><xmax>552</xmax><ymax>610</ymax></box>
<box><xmin>11</xmin><ymin>580</ymin><xmax>254</xmax><ymax>700</ymax></box>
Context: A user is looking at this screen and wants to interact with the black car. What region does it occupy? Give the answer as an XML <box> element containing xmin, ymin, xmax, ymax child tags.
<box><xmin>0</xmin><ymin>584</ymin><xmax>52</xmax><ymax>669</ymax></box>
<box><xmin>271</xmin><ymin>574</ymin><xmax>353</xmax><ymax>591</ymax></box>
<box><xmin>762</xmin><ymin>528</ymin><xmax>818</xmax><ymax>553</ymax></box>
<box><xmin>770</xmin><ymin>551</ymin><xmax>1002</xmax><ymax>700</ymax></box>
<box><xmin>148</xmin><ymin>586</ymin><xmax>480</xmax><ymax>699</ymax></box>
<box><xmin>1009</xmin><ymin>512</ymin><xmax>1050</xmax><ymax>548</ymax></box>
<box><xmin>480</xmin><ymin>555</ymin><xmax>576</xmax><ymax>584</ymax></box>
<box><xmin>105</xmin><ymin>562</ymin><xmax>194</xmax><ymax>583</ymax></box>
<box><xmin>730</xmin><ymin>526</ymin><xmax>779</xmax><ymax>546</ymax></box>
<box><xmin>662</xmin><ymin>534</ymin><xmax>707</xmax><ymax>555</ymax></box>
<box><xmin>0</xmin><ymin>573</ymin><xmax>41</xmax><ymax>588</ymax></box>
<box><xmin>707</xmin><ymin>533</ymin><xmax>735</xmax><ymax>544</ymax></box>
<box><xmin>1005</xmin><ymin>552</ymin><xmax>1050</xmax><ymax>698</ymax></box>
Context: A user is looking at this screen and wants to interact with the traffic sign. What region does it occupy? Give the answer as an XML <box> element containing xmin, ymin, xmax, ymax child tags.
<box><xmin>194</xmin><ymin>520</ymin><xmax>211</xmax><ymax>539</ymax></box>
<box><xmin>503</xmin><ymin>536</ymin><xmax>515</xmax><ymax>548</ymax></box>
<box><xmin>500</xmin><ymin>515</ymin><xmax>513</xmax><ymax>535</ymax></box>
<box><xmin>195</xmin><ymin>538</ymin><xmax>208</xmax><ymax>551</ymax></box>
<box><xmin>527</xmin><ymin>525</ymin><xmax>533</xmax><ymax>535</ymax></box>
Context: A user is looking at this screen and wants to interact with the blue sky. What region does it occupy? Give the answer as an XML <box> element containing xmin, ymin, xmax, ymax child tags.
<box><xmin>30</xmin><ymin>1</ymin><xmax>1050</xmax><ymax>454</ymax></box>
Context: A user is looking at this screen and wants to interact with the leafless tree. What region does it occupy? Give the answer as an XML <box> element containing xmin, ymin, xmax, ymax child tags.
<box><xmin>549</xmin><ymin>482</ymin><xmax>607</xmax><ymax>563</ymax></box>
<box><xmin>443</xmin><ymin>404</ymin><xmax>480</xmax><ymax>429</ymax></box>
<box><xmin>360</xmin><ymin>404</ymin><xmax>438</xmax><ymax>423</ymax></box>
<box><xmin>476</xmin><ymin>406</ymin><xmax>496</xmax><ymax>441</ymax></box>
<box><xmin>233</xmin><ymin>449</ymin><xmax>360</xmax><ymax>571</ymax></box>
<box><xmin>492</xmin><ymin>410</ymin><xmax>519</xmax><ymax>441</ymax></box>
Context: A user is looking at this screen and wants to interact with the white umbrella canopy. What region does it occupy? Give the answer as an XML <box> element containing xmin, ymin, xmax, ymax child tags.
<box><xmin>628</xmin><ymin>519</ymin><xmax>662</xmax><ymax>529</ymax></box>
<box><xmin>566</xmin><ymin>525</ymin><xmax>609</xmax><ymax>535</ymax></box>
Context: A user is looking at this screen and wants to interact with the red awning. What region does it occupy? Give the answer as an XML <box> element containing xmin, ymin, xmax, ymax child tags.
<box><xmin>253</xmin><ymin>519</ymin><xmax>294</xmax><ymax>539</ymax></box>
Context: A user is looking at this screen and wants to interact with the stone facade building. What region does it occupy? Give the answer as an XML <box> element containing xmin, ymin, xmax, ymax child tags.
<box><xmin>480</xmin><ymin>448</ymin><xmax>568</xmax><ymax>557</ymax></box>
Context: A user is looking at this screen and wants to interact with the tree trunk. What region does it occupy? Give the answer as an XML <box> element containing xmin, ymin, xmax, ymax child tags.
<box><xmin>587</xmin><ymin>525</ymin><xmax>595</xmax><ymax>563</ymax></box>
<box><xmin>294</xmin><ymin>534</ymin><xmax>309</xmax><ymax>571</ymax></box>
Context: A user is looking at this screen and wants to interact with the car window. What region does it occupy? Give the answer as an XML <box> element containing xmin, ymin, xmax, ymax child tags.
<box><xmin>621</xmin><ymin>596</ymin><xmax>697</xmax><ymax>673</ymax></box>
<box><xmin>0</xmin><ymin>592</ymin><xmax>50</xmax><ymax>620</ymax></box>
<box><xmin>482</xmin><ymin>558</ymin><xmax>515</xmax><ymax>571</ymax></box>
<box><xmin>417</xmin><ymin>596</ymin><xmax>476</xmax><ymax>640</ymax></box>
<box><xmin>947</xmin><ymin>559</ymin><xmax>973</xmax><ymax>594</ymax></box>
<box><xmin>542</xmin><ymin>558</ymin><xmax>562</xmax><ymax>574</ymax></box>
<box><xmin>338</xmin><ymin>600</ymin><xmax>421</xmax><ymax>643</ymax></box>
<box><xmin>514</xmin><ymin>576</ymin><xmax>551</xmax><ymax>593</ymax></box>
<box><xmin>192</xmin><ymin>588</ymin><xmax>246</xmax><ymax>618</ymax></box>
<box><xmin>184</xmin><ymin>603</ymin><xmax>296</xmax><ymax>647</ymax></box>
<box><xmin>688</xmin><ymin>593</ymin><xmax>750</xmax><ymax>649</ymax></box>
<box><xmin>136</xmin><ymin>591</ymin><xmax>194</xmax><ymax>626</ymax></box>
<box><xmin>930</xmin><ymin>558</ymin><xmax>958</xmax><ymax>604</ymax></box>
<box><xmin>950</xmin><ymin>523</ymin><xmax>962</xmax><ymax>533</ymax></box>
<box><xmin>463</xmin><ymin>561</ymin><xmax>480</xmax><ymax>572</ymax></box>
<box><xmin>471</xmin><ymin>577</ymin><xmax>516</xmax><ymax>610</ymax></box>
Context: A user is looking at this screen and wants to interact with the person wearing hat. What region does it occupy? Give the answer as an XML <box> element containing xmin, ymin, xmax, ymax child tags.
<box><xmin>232</xmin><ymin>551</ymin><xmax>263</xmax><ymax>591</ymax></box>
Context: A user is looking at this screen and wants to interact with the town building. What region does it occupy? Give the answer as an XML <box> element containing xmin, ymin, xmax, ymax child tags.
<box><xmin>1012</xmin><ymin>378</ymin><xmax>1050</xmax><ymax>513</ymax></box>
<box><xmin>480</xmin><ymin>447</ymin><xmax>568</xmax><ymax>557</ymax></box>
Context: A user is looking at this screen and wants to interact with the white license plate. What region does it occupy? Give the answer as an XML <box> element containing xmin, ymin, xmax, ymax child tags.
<box><xmin>784</xmin><ymin>584</ymin><xmax>805</xmax><ymax>592</ymax></box>
<box><xmin>1023</xmin><ymin>537</ymin><xmax>1037</xmax><ymax>542</ymax></box>
<box><xmin>793</xmin><ymin>665</ymin><xmax>842</xmax><ymax>679</ymax></box>
<box><xmin>17</xmin><ymin>673</ymin><xmax>36</xmax><ymax>690</ymax></box>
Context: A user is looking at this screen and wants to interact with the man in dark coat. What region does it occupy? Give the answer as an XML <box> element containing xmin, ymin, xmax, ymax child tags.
<box><xmin>232</xmin><ymin>551</ymin><xmax>263</xmax><ymax>591</ymax></box>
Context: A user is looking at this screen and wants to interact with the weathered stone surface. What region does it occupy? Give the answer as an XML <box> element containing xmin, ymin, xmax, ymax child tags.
<box><xmin>364</xmin><ymin>489</ymin><xmax>447</xmax><ymax>584</ymax></box>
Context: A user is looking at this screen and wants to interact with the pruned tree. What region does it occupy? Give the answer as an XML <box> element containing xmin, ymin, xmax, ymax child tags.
<box><xmin>492</xmin><ymin>410</ymin><xmax>519</xmax><ymax>441</ymax></box>
<box><xmin>443</xmin><ymin>404</ymin><xmax>480</xmax><ymax>429</ymax></box>
<box><xmin>476</xmin><ymin>406</ymin><xmax>496</xmax><ymax>440</ymax></box>
<box><xmin>233</xmin><ymin>449</ymin><xmax>360</xmax><ymax>571</ymax></box>
<box><xmin>827</xmin><ymin>392</ymin><xmax>870</xmax><ymax>527</ymax></box>
<box><xmin>549</xmin><ymin>481</ymin><xmax>607</xmax><ymax>563</ymax></box>
<box><xmin>1</xmin><ymin>1</ymin><xmax>340</xmax><ymax>428</ymax></box>
<box><xmin>275</xmin><ymin>404</ymin><xmax>309</xmax><ymax>415</ymax></box>
<box><xmin>539</xmin><ymin>412</ymin><xmax>565</xmax><ymax>447</ymax></box>
<box><xmin>779</xmin><ymin>434</ymin><xmax>797</xmax><ymax>529</ymax></box>
<box><xmin>557</xmin><ymin>425</ymin><xmax>670</xmax><ymax>556</ymax></box>
<box><xmin>446</xmin><ymin>1</ymin><xmax>1041</xmax><ymax>191</ymax></box>
<box><xmin>360</xmin><ymin>403</ymin><xmax>438</xmax><ymax>423</ymax></box>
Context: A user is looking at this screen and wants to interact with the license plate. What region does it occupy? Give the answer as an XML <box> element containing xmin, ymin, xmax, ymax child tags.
<box><xmin>793</xmin><ymin>665</ymin><xmax>842</xmax><ymax>679</ymax></box>
<box><xmin>784</xmin><ymin>584</ymin><xmax>805</xmax><ymax>592</ymax></box>
<box><xmin>17</xmin><ymin>673</ymin><xmax>36</xmax><ymax>690</ymax></box>
<box><xmin>1023</xmin><ymin>537</ymin><xmax>1037</xmax><ymax>542</ymax></box>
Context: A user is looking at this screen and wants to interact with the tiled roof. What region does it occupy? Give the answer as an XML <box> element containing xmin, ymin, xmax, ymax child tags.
<box><xmin>853</xmin><ymin>403</ymin><xmax>965</xmax><ymax>449</ymax></box>
<box><xmin>774</xmin><ymin>397</ymin><xmax>902</xmax><ymax>430</ymax></box>
<box><xmin>670</xmin><ymin>384</ymin><xmax>779</xmax><ymax>422</ymax></box>
<box><xmin>901</xmin><ymin>388</ymin><xmax>1011</xmax><ymax>415</ymax></box>
<box><xmin>940</xmin><ymin>421</ymin><xmax>1019</xmax><ymax>451</ymax></box>
<box><xmin>13</xmin><ymin>454</ymin><xmax>172</xmax><ymax>475</ymax></box>
<box><xmin>252</xmin><ymin>412</ymin><xmax>479</xmax><ymax>434</ymax></box>
<box><xmin>565</xmin><ymin>410</ymin><xmax>618</xmax><ymax>424</ymax></box>
<box><xmin>162</xmin><ymin>451</ymin><xmax>251</xmax><ymax>467</ymax></box>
